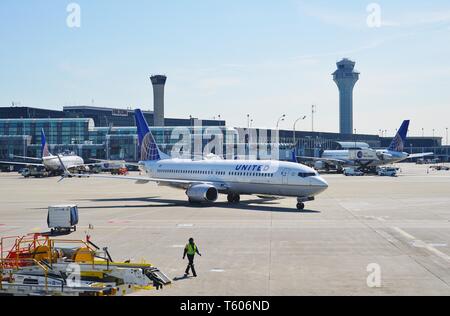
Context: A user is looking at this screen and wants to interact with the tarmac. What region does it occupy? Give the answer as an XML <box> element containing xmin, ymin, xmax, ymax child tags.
<box><xmin>0</xmin><ymin>163</ymin><xmax>449</xmax><ymax>296</ymax></box>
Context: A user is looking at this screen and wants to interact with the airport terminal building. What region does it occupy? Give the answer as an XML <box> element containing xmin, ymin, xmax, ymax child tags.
<box><xmin>0</xmin><ymin>105</ymin><xmax>446</xmax><ymax>164</ymax></box>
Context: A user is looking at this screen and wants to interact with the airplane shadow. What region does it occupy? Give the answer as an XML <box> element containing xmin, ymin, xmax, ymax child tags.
<box><xmin>77</xmin><ymin>197</ymin><xmax>321</xmax><ymax>214</ymax></box>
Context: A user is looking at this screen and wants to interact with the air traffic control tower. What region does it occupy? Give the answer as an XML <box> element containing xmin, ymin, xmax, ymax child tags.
<box><xmin>150</xmin><ymin>75</ymin><xmax>167</xmax><ymax>127</ymax></box>
<box><xmin>333</xmin><ymin>58</ymin><xmax>359</xmax><ymax>134</ymax></box>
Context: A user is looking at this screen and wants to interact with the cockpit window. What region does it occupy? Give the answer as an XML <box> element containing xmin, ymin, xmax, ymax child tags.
<box><xmin>298</xmin><ymin>172</ymin><xmax>316</xmax><ymax>178</ymax></box>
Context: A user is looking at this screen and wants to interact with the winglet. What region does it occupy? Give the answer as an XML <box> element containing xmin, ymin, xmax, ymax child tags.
<box><xmin>291</xmin><ymin>149</ymin><xmax>298</xmax><ymax>163</ymax></box>
<box><xmin>56</xmin><ymin>155</ymin><xmax>72</xmax><ymax>182</ymax></box>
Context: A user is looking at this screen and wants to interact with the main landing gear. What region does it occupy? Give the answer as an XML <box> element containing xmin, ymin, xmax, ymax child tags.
<box><xmin>227</xmin><ymin>193</ymin><xmax>240</xmax><ymax>204</ymax></box>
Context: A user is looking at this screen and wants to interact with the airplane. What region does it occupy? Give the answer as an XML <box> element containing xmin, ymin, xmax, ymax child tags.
<box><xmin>59</xmin><ymin>109</ymin><xmax>329</xmax><ymax>211</ymax></box>
<box><xmin>296</xmin><ymin>120</ymin><xmax>434</xmax><ymax>173</ymax></box>
<box><xmin>0</xmin><ymin>129</ymin><xmax>87</xmax><ymax>175</ymax></box>
<box><xmin>373</xmin><ymin>120</ymin><xmax>434</xmax><ymax>164</ymax></box>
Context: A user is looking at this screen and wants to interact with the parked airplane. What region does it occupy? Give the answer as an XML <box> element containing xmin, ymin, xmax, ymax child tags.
<box><xmin>297</xmin><ymin>120</ymin><xmax>434</xmax><ymax>172</ymax></box>
<box><xmin>0</xmin><ymin>129</ymin><xmax>87</xmax><ymax>174</ymax></box>
<box><xmin>59</xmin><ymin>109</ymin><xmax>329</xmax><ymax>210</ymax></box>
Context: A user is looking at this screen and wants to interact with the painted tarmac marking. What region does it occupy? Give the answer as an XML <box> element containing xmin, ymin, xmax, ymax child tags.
<box><xmin>392</xmin><ymin>227</ymin><xmax>416</xmax><ymax>240</ymax></box>
<box><xmin>177</xmin><ymin>224</ymin><xmax>194</xmax><ymax>228</ymax></box>
<box><xmin>392</xmin><ymin>227</ymin><xmax>450</xmax><ymax>262</ymax></box>
<box><xmin>108</xmin><ymin>220</ymin><xmax>131</xmax><ymax>224</ymax></box>
<box><xmin>172</xmin><ymin>245</ymin><xmax>185</xmax><ymax>248</ymax></box>
<box><xmin>429</xmin><ymin>243</ymin><xmax>448</xmax><ymax>248</ymax></box>
<box><xmin>210</xmin><ymin>269</ymin><xmax>225</xmax><ymax>273</ymax></box>
<box><xmin>363</xmin><ymin>216</ymin><xmax>388</xmax><ymax>222</ymax></box>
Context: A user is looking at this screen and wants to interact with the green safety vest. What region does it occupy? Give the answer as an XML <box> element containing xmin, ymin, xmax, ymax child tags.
<box><xmin>186</xmin><ymin>243</ymin><xmax>197</xmax><ymax>255</ymax></box>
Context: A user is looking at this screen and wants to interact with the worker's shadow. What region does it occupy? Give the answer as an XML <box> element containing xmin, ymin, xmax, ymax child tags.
<box><xmin>172</xmin><ymin>275</ymin><xmax>194</xmax><ymax>282</ymax></box>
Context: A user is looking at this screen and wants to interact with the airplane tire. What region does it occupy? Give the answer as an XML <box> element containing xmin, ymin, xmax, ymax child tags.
<box><xmin>188</xmin><ymin>198</ymin><xmax>200</xmax><ymax>205</ymax></box>
<box><xmin>296</xmin><ymin>202</ymin><xmax>305</xmax><ymax>211</ymax></box>
<box><xmin>227</xmin><ymin>194</ymin><xmax>240</xmax><ymax>203</ymax></box>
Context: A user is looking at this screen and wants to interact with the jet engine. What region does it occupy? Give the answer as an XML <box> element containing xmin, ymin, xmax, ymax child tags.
<box><xmin>314</xmin><ymin>161</ymin><xmax>326</xmax><ymax>170</ymax></box>
<box><xmin>376</xmin><ymin>151</ymin><xmax>393</xmax><ymax>161</ymax></box>
<box><xmin>186</xmin><ymin>184</ymin><xmax>218</xmax><ymax>203</ymax></box>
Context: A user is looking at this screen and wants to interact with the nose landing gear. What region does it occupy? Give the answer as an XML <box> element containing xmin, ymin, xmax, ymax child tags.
<box><xmin>296</xmin><ymin>197</ymin><xmax>314</xmax><ymax>211</ymax></box>
<box><xmin>296</xmin><ymin>202</ymin><xmax>305</xmax><ymax>210</ymax></box>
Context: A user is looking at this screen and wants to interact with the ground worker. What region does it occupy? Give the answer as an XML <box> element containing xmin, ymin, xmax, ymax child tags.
<box><xmin>183</xmin><ymin>237</ymin><xmax>201</xmax><ymax>277</ymax></box>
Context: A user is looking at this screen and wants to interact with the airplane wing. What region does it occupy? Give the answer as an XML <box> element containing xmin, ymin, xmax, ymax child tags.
<box><xmin>89</xmin><ymin>158</ymin><xmax>140</xmax><ymax>167</ymax></box>
<box><xmin>296</xmin><ymin>156</ymin><xmax>348</xmax><ymax>165</ymax></box>
<box><xmin>10</xmin><ymin>155</ymin><xmax>43</xmax><ymax>162</ymax></box>
<box><xmin>0</xmin><ymin>161</ymin><xmax>45</xmax><ymax>167</ymax></box>
<box><xmin>62</xmin><ymin>172</ymin><xmax>229</xmax><ymax>190</ymax></box>
<box><xmin>407</xmin><ymin>152</ymin><xmax>434</xmax><ymax>159</ymax></box>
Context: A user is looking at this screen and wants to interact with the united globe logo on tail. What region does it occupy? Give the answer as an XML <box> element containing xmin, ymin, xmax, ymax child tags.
<box><xmin>389</xmin><ymin>133</ymin><xmax>404</xmax><ymax>152</ymax></box>
<box><xmin>387</xmin><ymin>120</ymin><xmax>410</xmax><ymax>153</ymax></box>
<box><xmin>135</xmin><ymin>109</ymin><xmax>162</xmax><ymax>162</ymax></box>
<box><xmin>41</xmin><ymin>128</ymin><xmax>51</xmax><ymax>158</ymax></box>
<box><xmin>141</xmin><ymin>132</ymin><xmax>161</xmax><ymax>161</ymax></box>
<box><xmin>42</xmin><ymin>143</ymin><xmax>50</xmax><ymax>157</ymax></box>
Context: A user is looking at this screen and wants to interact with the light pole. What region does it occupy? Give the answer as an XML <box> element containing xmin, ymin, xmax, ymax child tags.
<box><xmin>446</xmin><ymin>127</ymin><xmax>449</xmax><ymax>162</ymax></box>
<box><xmin>422</xmin><ymin>128</ymin><xmax>424</xmax><ymax>137</ymax></box>
<box><xmin>276</xmin><ymin>114</ymin><xmax>286</xmax><ymax>129</ymax></box>
<box><xmin>247</xmin><ymin>114</ymin><xmax>250</xmax><ymax>128</ymax></box>
<box><xmin>446</xmin><ymin>127</ymin><xmax>448</xmax><ymax>146</ymax></box>
<box><xmin>311</xmin><ymin>105</ymin><xmax>316</xmax><ymax>132</ymax></box>
<box><xmin>293</xmin><ymin>116</ymin><xmax>307</xmax><ymax>146</ymax></box>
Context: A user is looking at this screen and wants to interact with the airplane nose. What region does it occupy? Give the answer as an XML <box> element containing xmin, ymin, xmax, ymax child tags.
<box><xmin>311</xmin><ymin>176</ymin><xmax>328</xmax><ymax>194</ymax></box>
<box><xmin>318</xmin><ymin>177</ymin><xmax>329</xmax><ymax>188</ymax></box>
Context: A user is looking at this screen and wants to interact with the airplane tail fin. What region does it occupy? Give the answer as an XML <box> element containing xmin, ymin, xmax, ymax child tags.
<box><xmin>41</xmin><ymin>128</ymin><xmax>51</xmax><ymax>158</ymax></box>
<box><xmin>134</xmin><ymin>109</ymin><xmax>168</xmax><ymax>161</ymax></box>
<box><xmin>291</xmin><ymin>149</ymin><xmax>298</xmax><ymax>163</ymax></box>
<box><xmin>387</xmin><ymin>120</ymin><xmax>410</xmax><ymax>152</ymax></box>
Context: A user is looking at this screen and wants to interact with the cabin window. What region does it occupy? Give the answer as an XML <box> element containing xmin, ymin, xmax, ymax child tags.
<box><xmin>298</xmin><ymin>172</ymin><xmax>316</xmax><ymax>178</ymax></box>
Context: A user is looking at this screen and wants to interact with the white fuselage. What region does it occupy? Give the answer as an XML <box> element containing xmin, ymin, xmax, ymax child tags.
<box><xmin>373</xmin><ymin>149</ymin><xmax>410</xmax><ymax>166</ymax></box>
<box><xmin>43</xmin><ymin>155</ymin><xmax>84</xmax><ymax>171</ymax></box>
<box><xmin>322</xmin><ymin>150</ymin><xmax>352</xmax><ymax>160</ymax></box>
<box><xmin>140</xmin><ymin>159</ymin><xmax>328</xmax><ymax>198</ymax></box>
<box><xmin>321</xmin><ymin>149</ymin><xmax>410</xmax><ymax>168</ymax></box>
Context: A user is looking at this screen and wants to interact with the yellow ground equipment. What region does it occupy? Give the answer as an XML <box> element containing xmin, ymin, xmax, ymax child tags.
<box><xmin>0</xmin><ymin>233</ymin><xmax>171</xmax><ymax>296</ymax></box>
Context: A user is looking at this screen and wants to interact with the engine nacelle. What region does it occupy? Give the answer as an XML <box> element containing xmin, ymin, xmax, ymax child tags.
<box><xmin>314</xmin><ymin>161</ymin><xmax>326</xmax><ymax>170</ymax></box>
<box><xmin>376</xmin><ymin>152</ymin><xmax>393</xmax><ymax>161</ymax></box>
<box><xmin>186</xmin><ymin>184</ymin><xmax>218</xmax><ymax>203</ymax></box>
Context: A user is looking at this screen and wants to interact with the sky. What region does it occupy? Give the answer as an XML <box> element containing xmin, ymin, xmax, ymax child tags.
<box><xmin>0</xmin><ymin>0</ymin><xmax>449</xmax><ymax>137</ymax></box>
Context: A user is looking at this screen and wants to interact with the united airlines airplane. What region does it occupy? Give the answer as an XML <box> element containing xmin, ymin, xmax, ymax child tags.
<box><xmin>60</xmin><ymin>109</ymin><xmax>329</xmax><ymax>210</ymax></box>
<box><xmin>0</xmin><ymin>129</ymin><xmax>86</xmax><ymax>174</ymax></box>
<box><xmin>298</xmin><ymin>120</ymin><xmax>434</xmax><ymax>172</ymax></box>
